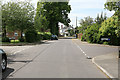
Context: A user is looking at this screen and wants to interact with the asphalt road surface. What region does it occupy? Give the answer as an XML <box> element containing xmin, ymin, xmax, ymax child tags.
<box><xmin>2</xmin><ymin>39</ymin><xmax>118</xmax><ymax>79</ymax></box>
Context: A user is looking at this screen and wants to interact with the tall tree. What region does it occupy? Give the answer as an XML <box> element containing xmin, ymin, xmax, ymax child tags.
<box><xmin>95</xmin><ymin>12</ymin><xmax>107</xmax><ymax>24</ymax></box>
<box><xmin>2</xmin><ymin>1</ymin><xmax>35</xmax><ymax>38</ymax></box>
<box><xmin>79</xmin><ymin>16</ymin><xmax>93</xmax><ymax>33</ymax></box>
<box><xmin>104</xmin><ymin>0</ymin><xmax>120</xmax><ymax>38</ymax></box>
<box><xmin>35</xmin><ymin>2</ymin><xmax>49</xmax><ymax>32</ymax></box>
<box><xmin>104</xmin><ymin>1</ymin><xmax>120</xmax><ymax>15</ymax></box>
<box><xmin>35</xmin><ymin>1</ymin><xmax>71</xmax><ymax>35</ymax></box>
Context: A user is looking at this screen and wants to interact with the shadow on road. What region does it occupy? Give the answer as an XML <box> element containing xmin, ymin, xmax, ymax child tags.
<box><xmin>8</xmin><ymin>60</ymin><xmax>33</xmax><ymax>63</ymax></box>
<box><xmin>7</xmin><ymin>57</ymin><xmax>33</xmax><ymax>64</ymax></box>
<box><xmin>2</xmin><ymin>67</ymin><xmax>14</xmax><ymax>80</ymax></box>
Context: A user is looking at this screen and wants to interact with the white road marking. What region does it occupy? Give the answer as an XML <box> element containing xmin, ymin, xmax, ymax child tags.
<box><xmin>12</xmin><ymin>46</ymin><xmax>33</xmax><ymax>55</ymax></box>
<box><xmin>74</xmin><ymin>41</ymin><xmax>88</xmax><ymax>57</ymax></box>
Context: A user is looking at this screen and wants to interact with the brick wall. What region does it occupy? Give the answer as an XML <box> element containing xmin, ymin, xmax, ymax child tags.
<box><xmin>6</xmin><ymin>31</ymin><xmax>21</xmax><ymax>40</ymax></box>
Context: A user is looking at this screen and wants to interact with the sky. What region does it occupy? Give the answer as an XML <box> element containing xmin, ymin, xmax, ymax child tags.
<box><xmin>3</xmin><ymin>0</ymin><xmax>115</xmax><ymax>27</ymax></box>
<box><xmin>68</xmin><ymin>0</ymin><xmax>115</xmax><ymax>27</ymax></box>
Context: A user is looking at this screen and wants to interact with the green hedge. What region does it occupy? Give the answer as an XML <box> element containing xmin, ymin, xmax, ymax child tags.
<box><xmin>42</xmin><ymin>34</ymin><xmax>51</xmax><ymax>40</ymax></box>
<box><xmin>99</xmin><ymin>16</ymin><xmax>119</xmax><ymax>45</ymax></box>
<box><xmin>18</xmin><ymin>38</ymin><xmax>25</xmax><ymax>42</ymax></box>
<box><xmin>25</xmin><ymin>30</ymin><xmax>39</xmax><ymax>43</ymax></box>
<box><xmin>2</xmin><ymin>37</ymin><xmax>10</xmax><ymax>42</ymax></box>
<box><xmin>80</xmin><ymin>16</ymin><xmax>120</xmax><ymax>46</ymax></box>
<box><xmin>38</xmin><ymin>32</ymin><xmax>52</xmax><ymax>40</ymax></box>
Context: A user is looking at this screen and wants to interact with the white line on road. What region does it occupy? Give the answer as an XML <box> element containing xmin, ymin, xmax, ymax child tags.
<box><xmin>74</xmin><ymin>42</ymin><xmax>88</xmax><ymax>57</ymax></box>
<box><xmin>12</xmin><ymin>46</ymin><xmax>33</xmax><ymax>55</ymax></box>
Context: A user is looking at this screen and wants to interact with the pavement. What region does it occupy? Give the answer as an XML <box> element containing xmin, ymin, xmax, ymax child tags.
<box><xmin>72</xmin><ymin>39</ymin><xmax>119</xmax><ymax>80</ymax></box>
<box><xmin>92</xmin><ymin>53</ymin><xmax>118</xmax><ymax>79</ymax></box>
<box><xmin>79</xmin><ymin>40</ymin><xmax>119</xmax><ymax>80</ymax></box>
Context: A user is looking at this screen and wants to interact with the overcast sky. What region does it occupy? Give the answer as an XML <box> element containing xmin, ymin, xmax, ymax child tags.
<box><xmin>3</xmin><ymin>0</ymin><xmax>115</xmax><ymax>27</ymax></box>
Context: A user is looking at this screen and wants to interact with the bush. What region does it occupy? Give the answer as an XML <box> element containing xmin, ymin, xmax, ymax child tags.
<box><xmin>85</xmin><ymin>23</ymin><xmax>101</xmax><ymax>43</ymax></box>
<box><xmin>25</xmin><ymin>30</ymin><xmax>38</xmax><ymax>43</ymax></box>
<box><xmin>103</xmin><ymin>42</ymin><xmax>108</xmax><ymax>45</ymax></box>
<box><xmin>37</xmin><ymin>34</ymin><xmax>43</xmax><ymax>41</ymax></box>
<box><xmin>19</xmin><ymin>38</ymin><xmax>25</xmax><ymax>42</ymax></box>
<box><xmin>81</xmin><ymin>33</ymin><xmax>86</xmax><ymax>41</ymax></box>
<box><xmin>43</xmin><ymin>33</ymin><xmax>51</xmax><ymax>40</ymax></box>
<box><xmin>10</xmin><ymin>40</ymin><xmax>20</xmax><ymax>43</ymax></box>
<box><xmin>99</xmin><ymin>16</ymin><xmax>119</xmax><ymax>45</ymax></box>
<box><xmin>2</xmin><ymin>37</ymin><xmax>10</xmax><ymax>42</ymax></box>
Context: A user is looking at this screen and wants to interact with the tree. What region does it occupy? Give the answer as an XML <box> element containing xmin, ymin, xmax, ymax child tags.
<box><xmin>104</xmin><ymin>1</ymin><xmax>120</xmax><ymax>15</ymax></box>
<box><xmin>104</xmin><ymin>0</ymin><xmax>120</xmax><ymax>43</ymax></box>
<box><xmin>35</xmin><ymin>1</ymin><xmax>71</xmax><ymax>35</ymax></box>
<box><xmin>2</xmin><ymin>1</ymin><xmax>35</xmax><ymax>38</ymax></box>
<box><xmin>85</xmin><ymin>23</ymin><xmax>101</xmax><ymax>43</ymax></box>
<box><xmin>35</xmin><ymin>2</ymin><xmax>49</xmax><ymax>32</ymax></box>
<box><xmin>68</xmin><ymin>29</ymin><xmax>75</xmax><ymax>36</ymax></box>
<box><xmin>95</xmin><ymin>12</ymin><xmax>107</xmax><ymax>24</ymax></box>
<box><xmin>79</xmin><ymin>16</ymin><xmax>93</xmax><ymax>33</ymax></box>
<box><xmin>99</xmin><ymin>16</ymin><xmax>119</xmax><ymax>45</ymax></box>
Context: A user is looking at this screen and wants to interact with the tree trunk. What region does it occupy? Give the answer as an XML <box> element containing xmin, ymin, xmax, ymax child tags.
<box><xmin>21</xmin><ymin>30</ymin><xmax>23</xmax><ymax>38</ymax></box>
<box><xmin>3</xmin><ymin>26</ymin><xmax>6</xmax><ymax>37</ymax></box>
<box><xmin>55</xmin><ymin>22</ymin><xmax>59</xmax><ymax>36</ymax></box>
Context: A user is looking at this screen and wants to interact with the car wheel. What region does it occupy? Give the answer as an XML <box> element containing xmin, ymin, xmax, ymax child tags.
<box><xmin>1</xmin><ymin>56</ymin><xmax>7</xmax><ymax>72</ymax></box>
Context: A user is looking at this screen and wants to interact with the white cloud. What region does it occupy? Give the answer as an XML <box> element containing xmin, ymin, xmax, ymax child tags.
<box><xmin>68</xmin><ymin>0</ymin><xmax>114</xmax><ymax>27</ymax></box>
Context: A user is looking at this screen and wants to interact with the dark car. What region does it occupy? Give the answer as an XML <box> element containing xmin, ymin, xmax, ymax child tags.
<box><xmin>0</xmin><ymin>49</ymin><xmax>7</xmax><ymax>72</ymax></box>
<box><xmin>51</xmin><ymin>35</ymin><xmax>58</xmax><ymax>40</ymax></box>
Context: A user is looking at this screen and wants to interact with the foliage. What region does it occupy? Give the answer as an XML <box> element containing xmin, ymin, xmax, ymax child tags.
<box><xmin>18</xmin><ymin>37</ymin><xmax>25</xmax><ymax>42</ymax></box>
<box><xmin>79</xmin><ymin>16</ymin><xmax>93</xmax><ymax>33</ymax></box>
<box><xmin>2</xmin><ymin>37</ymin><xmax>10</xmax><ymax>42</ymax></box>
<box><xmin>104</xmin><ymin>1</ymin><xmax>120</xmax><ymax>15</ymax></box>
<box><xmin>104</xmin><ymin>0</ymin><xmax>120</xmax><ymax>39</ymax></box>
<box><xmin>35</xmin><ymin>1</ymin><xmax>71</xmax><ymax>35</ymax></box>
<box><xmin>99</xmin><ymin>16</ymin><xmax>119</xmax><ymax>45</ymax></box>
<box><xmin>81</xmin><ymin>33</ymin><xmax>86</xmax><ymax>41</ymax></box>
<box><xmin>85</xmin><ymin>23</ymin><xmax>101</xmax><ymax>43</ymax></box>
<box><xmin>25</xmin><ymin>30</ymin><xmax>38</xmax><ymax>43</ymax></box>
<box><xmin>10</xmin><ymin>40</ymin><xmax>20</xmax><ymax>43</ymax></box>
<box><xmin>42</xmin><ymin>33</ymin><xmax>51</xmax><ymax>40</ymax></box>
<box><xmin>2</xmin><ymin>1</ymin><xmax>35</xmax><ymax>38</ymax></box>
<box><xmin>34</xmin><ymin>2</ymin><xmax>49</xmax><ymax>32</ymax></box>
<box><xmin>95</xmin><ymin>12</ymin><xmax>107</xmax><ymax>24</ymax></box>
<box><xmin>103</xmin><ymin>42</ymin><xmax>109</xmax><ymax>45</ymax></box>
<box><xmin>68</xmin><ymin>29</ymin><xmax>75</xmax><ymax>36</ymax></box>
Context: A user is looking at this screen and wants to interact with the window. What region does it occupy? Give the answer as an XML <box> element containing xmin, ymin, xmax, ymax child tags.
<box><xmin>14</xmin><ymin>32</ymin><xmax>18</xmax><ymax>36</ymax></box>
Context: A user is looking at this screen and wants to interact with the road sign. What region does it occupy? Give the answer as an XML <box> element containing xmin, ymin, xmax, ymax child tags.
<box><xmin>101</xmin><ymin>38</ymin><xmax>110</xmax><ymax>41</ymax></box>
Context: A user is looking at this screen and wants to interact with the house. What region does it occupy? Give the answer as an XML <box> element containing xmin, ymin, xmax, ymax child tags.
<box><xmin>6</xmin><ymin>31</ymin><xmax>25</xmax><ymax>40</ymax></box>
<box><xmin>59</xmin><ymin>23</ymin><xmax>74</xmax><ymax>37</ymax></box>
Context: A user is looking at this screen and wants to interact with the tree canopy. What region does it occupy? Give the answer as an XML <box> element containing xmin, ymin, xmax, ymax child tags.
<box><xmin>2</xmin><ymin>1</ymin><xmax>35</xmax><ymax>38</ymax></box>
<box><xmin>35</xmin><ymin>1</ymin><xmax>71</xmax><ymax>35</ymax></box>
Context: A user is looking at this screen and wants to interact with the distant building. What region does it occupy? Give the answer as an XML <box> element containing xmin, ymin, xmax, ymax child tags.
<box><xmin>59</xmin><ymin>23</ymin><xmax>74</xmax><ymax>37</ymax></box>
<box><xmin>6</xmin><ymin>31</ymin><xmax>25</xmax><ymax>40</ymax></box>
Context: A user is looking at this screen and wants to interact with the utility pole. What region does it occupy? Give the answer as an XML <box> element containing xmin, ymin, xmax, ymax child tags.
<box><xmin>75</xmin><ymin>16</ymin><xmax>78</xmax><ymax>38</ymax></box>
<box><xmin>76</xmin><ymin>16</ymin><xmax>77</xmax><ymax>27</ymax></box>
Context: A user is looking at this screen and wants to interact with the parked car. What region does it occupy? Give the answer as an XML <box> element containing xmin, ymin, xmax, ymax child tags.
<box><xmin>51</xmin><ymin>35</ymin><xmax>58</xmax><ymax>40</ymax></box>
<box><xmin>0</xmin><ymin>49</ymin><xmax>7</xmax><ymax>72</ymax></box>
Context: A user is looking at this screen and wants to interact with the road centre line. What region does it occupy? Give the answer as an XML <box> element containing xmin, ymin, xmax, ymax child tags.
<box><xmin>76</xmin><ymin>44</ymin><xmax>87</xmax><ymax>56</ymax></box>
<box><xmin>72</xmin><ymin>39</ymin><xmax>88</xmax><ymax>57</ymax></box>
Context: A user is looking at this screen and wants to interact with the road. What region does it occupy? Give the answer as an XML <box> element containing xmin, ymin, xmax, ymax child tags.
<box><xmin>2</xmin><ymin>39</ymin><xmax>118</xmax><ymax>79</ymax></box>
